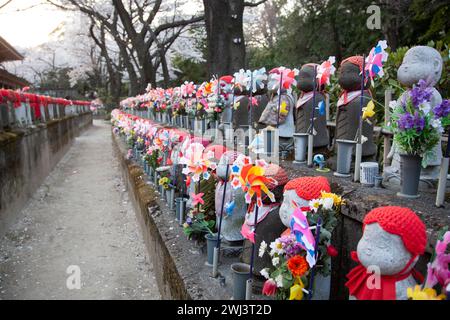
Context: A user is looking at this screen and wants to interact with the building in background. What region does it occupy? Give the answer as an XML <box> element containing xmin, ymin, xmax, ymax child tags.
<box><xmin>0</xmin><ymin>35</ymin><xmax>29</xmax><ymax>89</ymax></box>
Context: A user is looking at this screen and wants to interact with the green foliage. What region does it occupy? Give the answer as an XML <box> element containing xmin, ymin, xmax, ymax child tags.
<box><xmin>171</xmin><ymin>55</ymin><xmax>208</xmax><ymax>85</ymax></box>
<box><xmin>183</xmin><ymin>211</ymin><xmax>215</xmax><ymax>240</ymax></box>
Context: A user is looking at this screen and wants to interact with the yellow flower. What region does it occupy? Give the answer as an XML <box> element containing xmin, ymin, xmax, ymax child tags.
<box><xmin>321</xmin><ymin>191</ymin><xmax>344</xmax><ymax>206</ymax></box>
<box><xmin>362</xmin><ymin>100</ymin><xmax>375</xmax><ymax>120</ymax></box>
<box><xmin>289</xmin><ymin>278</ymin><xmax>305</xmax><ymax>300</ymax></box>
<box><xmin>407</xmin><ymin>286</ymin><xmax>446</xmax><ymax>300</ymax></box>
<box><xmin>197</xmin><ymin>103</ymin><xmax>203</xmax><ymax>111</ymax></box>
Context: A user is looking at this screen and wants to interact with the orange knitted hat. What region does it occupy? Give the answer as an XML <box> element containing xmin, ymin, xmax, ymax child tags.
<box><xmin>284</xmin><ymin>176</ymin><xmax>331</xmax><ymax>200</ymax></box>
<box><xmin>363</xmin><ymin>206</ymin><xmax>427</xmax><ymax>257</ymax></box>
<box><xmin>341</xmin><ymin>55</ymin><xmax>364</xmax><ymax>72</ymax></box>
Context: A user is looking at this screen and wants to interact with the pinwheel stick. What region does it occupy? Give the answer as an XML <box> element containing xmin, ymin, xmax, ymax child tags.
<box><xmin>308</xmin><ymin>66</ymin><xmax>317</xmax><ymax>167</ymax></box>
<box><xmin>354</xmin><ymin>55</ymin><xmax>366</xmax><ymax>183</ymax></box>
<box><xmin>249</xmin><ymin>205</ymin><xmax>259</xmax><ymax>280</ymax></box>
<box><xmin>307</xmin><ymin>217</ymin><xmax>322</xmax><ymax>300</ymax></box>
<box><xmin>276</xmin><ymin>73</ymin><xmax>284</xmax><ymax>128</ymax></box>
<box><xmin>436</xmin><ymin>127</ymin><xmax>450</xmax><ymax>207</ymax></box>
<box><xmin>213</xmin><ymin>163</ymin><xmax>230</xmax><ymax>278</ymax></box>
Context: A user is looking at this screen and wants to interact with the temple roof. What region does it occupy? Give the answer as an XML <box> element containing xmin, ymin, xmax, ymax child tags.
<box><xmin>0</xmin><ymin>35</ymin><xmax>24</xmax><ymax>63</ymax></box>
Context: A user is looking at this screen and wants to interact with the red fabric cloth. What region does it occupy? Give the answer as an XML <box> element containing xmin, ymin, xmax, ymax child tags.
<box><xmin>345</xmin><ymin>251</ymin><xmax>423</xmax><ymax>300</ymax></box>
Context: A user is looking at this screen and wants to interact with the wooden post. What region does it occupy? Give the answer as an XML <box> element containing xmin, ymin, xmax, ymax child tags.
<box><xmin>383</xmin><ymin>89</ymin><xmax>392</xmax><ymax>171</ymax></box>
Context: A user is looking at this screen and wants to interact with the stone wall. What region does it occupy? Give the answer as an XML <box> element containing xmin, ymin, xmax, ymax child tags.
<box><xmin>0</xmin><ymin>113</ymin><xmax>93</xmax><ymax>235</ymax></box>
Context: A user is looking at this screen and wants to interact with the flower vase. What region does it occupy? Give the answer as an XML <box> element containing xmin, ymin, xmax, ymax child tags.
<box><xmin>230</xmin><ymin>263</ymin><xmax>251</xmax><ymax>300</ymax></box>
<box><xmin>168</xmin><ymin>188</ymin><xmax>175</xmax><ymax>211</ymax></box>
<box><xmin>205</xmin><ymin>233</ymin><xmax>223</xmax><ymax>267</ymax></box>
<box><xmin>175</xmin><ymin>197</ymin><xmax>188</xmax><ymax>225</ymax></box>
<box><xmin>293</xmin><ymin>133</ymin><xmax>308</xmax><ymax>164</ymax></box>
<box><xmin>334</xmin><ymin>139</ymin><xmax>356</xmax><ymax>177</ymax></box>
<box><xmin>397</xmin><ymin>154</ymin><xmax>422</xmax><ymax>199</ymax></box>
<box><xmin>311</xmin><ymin>274</ymin><xmax>331</xmax><ymax>300</ymax></box>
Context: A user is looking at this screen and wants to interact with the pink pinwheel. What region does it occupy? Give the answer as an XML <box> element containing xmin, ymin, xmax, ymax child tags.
<box><xmin>180</xmin><ymin>142</ymin><xmax>217</xmax><ymax>182</ymax></box>
<box><xmin>365</xmin><ymin>40</ymin><xmax>389</xmax><ymax>85</ymax></box>
<box><xmin>268</xmin><ymin>67</ymin><xmax>299</xmax><ymax>93</ymax></box>
<box><xmin>191</xmin><ymin>193</ymin><xmax>205</xmax><ymax>206</ymax></box>
<box><xmin>317</xmin><ymin>56</ymin><xmax>336</xmax><ymax>86</ymax></box>
<box><xmin>290</xmin><ymin>205</ymin><xmax>316</xmax><ymax>268</ymax></box>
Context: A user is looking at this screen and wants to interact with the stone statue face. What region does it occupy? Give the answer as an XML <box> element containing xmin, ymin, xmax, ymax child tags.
<box><xmin>357</xmin><ymin>223</ymin><xmax>412</xmax><ymax>275</ymax></box>
<box><xmin>338</xmin><ymin>62</ymin><xmax>363</xmax><ymax>91</ymax></box>
<box><xmin>397</xmin><ymin>46</ymin><xmax>443</xmax><ymax>87</ymax></box>
<box><xmin>279</xmin><ymin>190</ymin><xmax>310</xmax><ymax>228</ymax></box>
<box><xmin>297</xmin><ymin>65</ymin><xmax>316</xmax><ymax>92</ymax></box>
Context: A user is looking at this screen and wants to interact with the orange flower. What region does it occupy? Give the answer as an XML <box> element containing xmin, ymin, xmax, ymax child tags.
<box><xmin>287</xmin><ymin>255</ymin><xmax>309</xmax><ymax>278</ymax></box>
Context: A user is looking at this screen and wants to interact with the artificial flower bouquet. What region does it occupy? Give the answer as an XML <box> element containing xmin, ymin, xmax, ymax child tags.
<box><xmin>407</xmin><ymin>228</ymin><xmax>449</xmax><ymax>300</ymax></box>
<box><xmin>183</xmin><ymin>206</ymin><xmax>216</xmax><ymax>241</ymax></box>
<box><xmin>259</xmin><ymin>235</ymin><xmax>310</xmax><ymax>300</ymax></box>
<box><xmin>158</xmin><ymin>175</ymin><xmax>173</xmax><ymax>190</ymax></box>
<box><xmin>389</xmin><ymin>79</ymin><xmax>450</xmax><ymax>163</ymax></box>
<box><xmin>305</xmin><ymin>191</ymin><xmax>344</xmax><ymax>277</ymax></box>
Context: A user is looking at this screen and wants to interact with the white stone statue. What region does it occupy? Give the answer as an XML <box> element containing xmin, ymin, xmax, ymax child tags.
<box><xmin>346</xmin><ymin>206</ymin><xmax>427</xmax><ymax>300</ymax></box>
<box><xmin>385</xmin><ymin>46</ymin><xmax>444</xmax><ymax>184</ymax></box>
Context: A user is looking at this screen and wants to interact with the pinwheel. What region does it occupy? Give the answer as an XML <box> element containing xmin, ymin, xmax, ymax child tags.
<box><xmin>290</xmin><ymin>205</ymin><xmax>316</xmax><ymax>268</ymax></box>
<box><xmin>191</xmin><ymin>193</ymin><xmax>205</xmax><ymax>206</ymax></box>
<box><xmin>180</xmin><ymin>142</ymin><xmax>217</xmax><ymax>182</ymax></box>
<box><xmin>230</xmin><ymin>156</ymin><xmax>277</xmax><ymax>208</ymax></box>
<box><xmin>316</xmin><ymin>56</ymin><xmax>336</xmax><ymax>86</ymax></box>
<box><xmin>365</xmin><ymin>40</ymin><xmax>389</xmax><ymax>86</ymax></box>
<box><xmin>249</xmin><ymin>68</ymin><xmax>268</xmax><ymax>93</ymax></box>
<box><xmin>268</xmin><ymin>67</ymin><xmax>299</xmax><ymax>94</ymax></box>
<box><xmin>233</xmin><ymin>69</ymin><xmax>251</xmax><ymax>92</ymax></box>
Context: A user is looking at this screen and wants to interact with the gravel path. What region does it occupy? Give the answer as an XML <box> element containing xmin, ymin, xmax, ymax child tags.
<box><xmin>0</xmin><ymin>120</ymin><xmax>160</xmax><ymax>300</ymax></box>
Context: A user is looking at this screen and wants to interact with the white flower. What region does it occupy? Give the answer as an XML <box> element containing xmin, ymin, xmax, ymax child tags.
<box><xmin>259</xmin><ymin>241</ymin><xmax>267</xmax><ymax>258</ymax></box>
<box><xmin>419</xmin><ymin>102</ymin><xmax>432</xmax><ymax>115</ymax></box>
<box><xmin>272</xmin><ymin>257</ymin><xmax>280</xmax><ymax>266</ymax></box>
<box><xmin>260</xmin><ymin>268</ymin><xmax>270</xmax><ymax>280</ymax></box>
<box><xmin>389</xmin><ymin>100</ymin><xmax>398</xmax><ymax>110</ymax></box>
<box><xmin>269</xmin><ymin>239</ymin><xmax>284</xmax><ymax>256</ymax></box>
<box><xmin>275</xmin><ymin>275</ymin><xmax>284</xmax><ymax>288</ymax></box>
<box><xmin>431</xmin><ymin>119</ymin><xmax>444</xmax><ymax>133</ymax></box>
<box><xmin>321</xmin><ymin>197</ymin><xmax>334</xmax><ymax>210</ymax></box>
<box><xmin>309</xmin><ymin>199</ymin><xmax>321</xmax><ymax>212</ymax></box>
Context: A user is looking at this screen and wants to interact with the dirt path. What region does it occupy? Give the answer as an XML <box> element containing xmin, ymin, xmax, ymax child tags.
<box><xmin>0</xmin><ymin>120</ymin><xmax>160</xmax><ymax>300</ymax></box>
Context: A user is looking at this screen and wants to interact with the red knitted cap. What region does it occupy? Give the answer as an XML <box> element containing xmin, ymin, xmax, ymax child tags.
<box><xmin>265</xmin><ymin>164</ymin><xmax>289</xmax><ymax>190</ymax></box>
<box><xmin>363</xmin><ymin>206</ymin><xmax>427</xmax><ymax>257</ymax></box>
<box><xmin>284</xmin><ymin>176</ymin><xmax>331</xmax><ymax>200</ymax></box>
<box><xmin>341</xmin><ymin>56</ymin><xmax>364</xmax><ymax>72</ymax></box>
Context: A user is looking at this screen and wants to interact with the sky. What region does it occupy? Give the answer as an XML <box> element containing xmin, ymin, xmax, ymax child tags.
<box><xmin>0</xmin><ymin>0</ymin><xmax>69</xmax><ymax>48</ymax></box>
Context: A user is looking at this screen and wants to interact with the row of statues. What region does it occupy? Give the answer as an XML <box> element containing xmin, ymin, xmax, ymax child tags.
<box><xmin>220</xmin><ymin>46</ymin><xmax>445</xmax><ymax>176</ymax></box>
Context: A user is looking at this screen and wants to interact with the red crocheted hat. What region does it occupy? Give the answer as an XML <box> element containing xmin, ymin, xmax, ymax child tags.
<box><xmin>284</xmin><ymin>176</ymin><xmax>331</xmax><ymax>200</ymax></box>
<box><xmin>363</xmin><ymin>206</ymin><xmax>427</xmax><ymax>257</ymax></box>
<box><xmin>341</xmin><ymin>56</ymin><xmax>364</xmax><ymax>72</ymax></box>
<box><xmin>265</xmin><ymin>164</ymin><xmax>289</xmax><ymax>190</ymax></box>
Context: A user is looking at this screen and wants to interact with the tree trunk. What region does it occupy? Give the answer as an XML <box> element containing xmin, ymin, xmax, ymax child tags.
<box><xmin>203</xmin><ymin>0</ymin><xmax>246</xmax><ymax>77</ymax></box>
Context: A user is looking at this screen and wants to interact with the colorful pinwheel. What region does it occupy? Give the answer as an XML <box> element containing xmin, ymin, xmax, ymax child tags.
<box><xmin>316</xmin><ymin>56</ymin><xmax>336</xmax><ymax>86</ymax></box>
<box><xmin>268</xmin><ymin>67</ymin><xmax>299</xmax><ymax>94</ymax></box>
<box><xmin>290</xmin><ymin>205</ymin><xmax>316</xmax><ymax>268</ymax></box>
<box><xmin>230</xmin><ymin>156</ymin><xmax>277</xmax><ymax>208</ymax></box>
<box><xmin>249</xmin><ymin>68</ymin><xmax>268</xmax><ymax>93</ymax></box>
<box><xmin>179</xmin><ymin>142</ymin><xmax>217</xmax><ymax>182</ymax></box>
<box><xmin>365</xmin><ymin>40</ymin><xmax>389</xmax><ymax>85</ymax></box>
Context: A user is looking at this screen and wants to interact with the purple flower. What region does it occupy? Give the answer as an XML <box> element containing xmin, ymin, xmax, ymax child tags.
<box><xmin>398</xmin><ymin>111</ymin><xmax>425</xmax><ymax>132</ymax></box>
<box><xmin>186</xmin><ymin>217</ymin><xmax>193</xmax><ymax>226</ymax></box>
<box><xmin>409</xmin><ymin>79</ymin><xmax>433</xmax><ymax>108</ymax></box>
<box><xmin>279</xmin><ymin>234</ymin><xmax>304</xmax><ymax>258</ymax></box>
<box><xmin>433</xmin><ymin>100</ymin><xmax>450</xmax><ymax>118</ymax></box>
